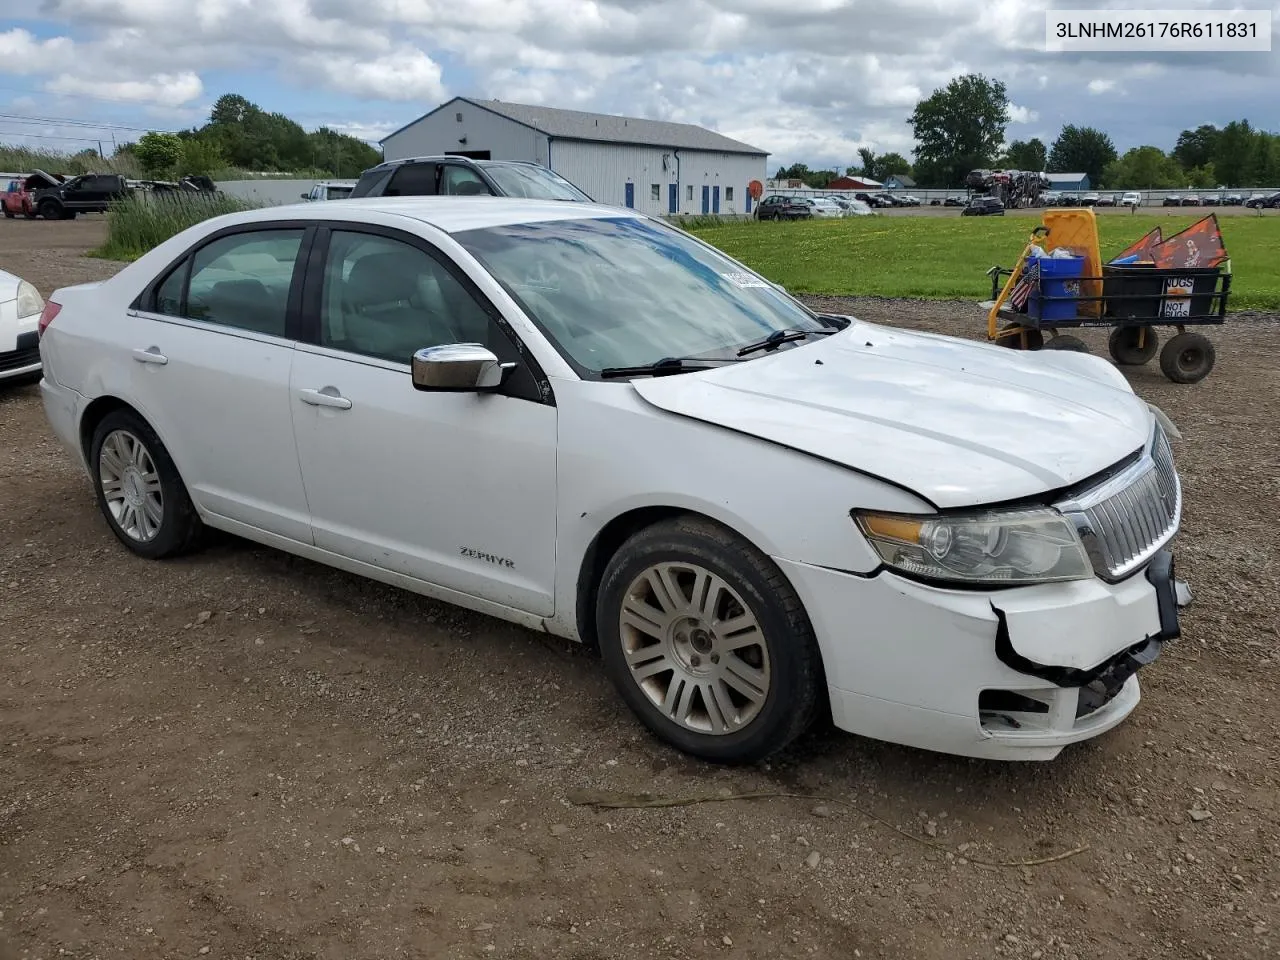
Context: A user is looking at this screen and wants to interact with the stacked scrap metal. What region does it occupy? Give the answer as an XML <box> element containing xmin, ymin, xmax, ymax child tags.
<box><xmin>965</xmin><ymin>169</ymin><xmax>1052</xmax><ymax>208</ymax></box>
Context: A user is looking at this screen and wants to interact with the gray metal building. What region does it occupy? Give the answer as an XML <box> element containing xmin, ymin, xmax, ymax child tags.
<box><xmin>379</xmin><ymin>97</ymin><xmax>769</xmax><ymax>217</ymax></box>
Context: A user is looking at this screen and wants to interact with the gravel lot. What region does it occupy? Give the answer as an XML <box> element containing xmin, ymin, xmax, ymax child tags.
<box><xmin>2</xmin><ymin>217</ymin><xmax>1278</xmax><ymax>960</ymax></box>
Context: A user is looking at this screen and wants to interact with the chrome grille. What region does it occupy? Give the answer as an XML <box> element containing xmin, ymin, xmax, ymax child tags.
<box><xmin>1057</xmin><ymin>424</ymin><xmax>1181</xmax><ymax>581</ymax></box>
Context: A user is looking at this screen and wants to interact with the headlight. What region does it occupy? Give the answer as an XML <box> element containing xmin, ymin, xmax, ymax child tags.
<box><xmin>16</xmin><ymin>280</ymin><xmax>44</xmax><ymax>319</ymax></box>
<box><xmin>854</xmin><ymin>507</ymin><xmax>1093</xmax><ymax>585</ymax></box>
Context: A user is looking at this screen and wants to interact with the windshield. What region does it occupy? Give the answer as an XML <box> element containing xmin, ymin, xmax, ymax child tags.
<box><xmin>454</xmin><ymin>216</ymin><xmax>826</xmax><ymax>376</ymax></box>
<box><xmin>480</xmin><ymin>163</ymin><xmax>593</xmax><ymax>201</ymax></box>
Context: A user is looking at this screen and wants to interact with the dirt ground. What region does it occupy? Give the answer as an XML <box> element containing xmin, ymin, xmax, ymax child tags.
<box><xmin>1</xmin><ymin>217</ymin><xmax>1278</xmax><ymax>960</ymax></box>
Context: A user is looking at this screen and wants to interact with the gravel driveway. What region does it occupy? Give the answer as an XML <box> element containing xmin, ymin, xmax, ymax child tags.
<box><xmin>2</xmin><ymin>218</ymin><xmax>1277</xmax><ymax>960</ymax></box>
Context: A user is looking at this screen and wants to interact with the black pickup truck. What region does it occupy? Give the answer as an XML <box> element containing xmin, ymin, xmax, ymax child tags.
<box><xmin>33</xmin><ymin>173</ymin><xmax>130</xmax><ymax>220</ymax></box>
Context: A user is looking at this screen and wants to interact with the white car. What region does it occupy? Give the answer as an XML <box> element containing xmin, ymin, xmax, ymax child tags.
<box><xmin>37</xmin><ymin>197</ymin><xmax>1189</xmax><ymax>764</ymax></box>
<box><xmin>803</xmin><ymin>197</ymin><xmax>844</xmax><ymax>218</ymax></box>
<box><xmin>1120</xmin><ymin>192</ymin><xmax>1142</xmax><ymax>208</ymax></box>
<box><xmin>0</xmin><ymin>268</ymin><xmax>45</xmax><ymax>385</ymax></box>
<box><xmin>300</xmin><ymin>181</ymin><xmax>356</xmax><ymax>202</ymax></box>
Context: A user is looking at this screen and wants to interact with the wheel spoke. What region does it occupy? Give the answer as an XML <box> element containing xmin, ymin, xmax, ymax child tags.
<box><xmin>140</xmin><ymin>472</ymin><xmax>162</xmax><ymax>496</ymax></box>
<box><xmin>693</xmin><ymin>569</ymin><xmax>729</xmax><ymax>622</ymax></box>
<box><xmin>142</xmin><ymin>495</ymin><xmax>164</xmax><ymax>531</ymax></box>
<box><xmin>630</xmin><ymin>653</ymin><xmax>674</xmax><ymax>682</ymax></box>
<box><xmin>702</xmin><ymin>680</ymin><xmax>732</xmax><ymax>732</ymax></box>
<box><xmin>716</xmin><ymin>611</ymin><xmax>757</xmax><ymax>639</ymax></box>
<box><xmin>646</xmin><ymin>566</ymin><xmax>686</xmax><ymax>615</ymax></box>
<box><xmin>101</xmin><ymin>477</ymin><xmax>124</xmax><ymax>500</ymax></box>
<box><xmin>100</xmin><ymin>438</ymin><xmax>127</xmax><ymax>478</ymax></box>
<box><xmin>661</xmin><ymin>676</ymin><xmax>686</xmax><ymax>716</ymax></box>
<box><xmin>119</xmin><ymin>503</ymin><xmax>137</xmax><ymax>536</ymax></box>
<box><xmin>721</xmin><ymin>657</ymin><xmax>768</xmax><ymax>703</ymax></box>
<box><xmin>671</xmin><ymin>679</ymin><xmax>696</xmax><ymax>725</ymax></box>
<box><xmin>620</xmin><ymin>597</ymin><xmax>666</xmax><ymax>638</ymax></box>
<box><xmin>130</xmin><ymin>437</ymin><xmax>148</xmax><ymax>468</ymax></box>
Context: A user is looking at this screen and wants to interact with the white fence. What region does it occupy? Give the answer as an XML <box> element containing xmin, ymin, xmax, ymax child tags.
<box><xmin>770</xmin><ymin>186</ymin><xmax>1280</xmax><ymax>206</ymax></box>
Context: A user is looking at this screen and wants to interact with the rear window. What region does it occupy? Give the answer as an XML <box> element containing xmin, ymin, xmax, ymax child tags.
<box><xmin>480</xmin><ymin>163</ymin><xmax>592</xmax><ymax>202</ymax></box>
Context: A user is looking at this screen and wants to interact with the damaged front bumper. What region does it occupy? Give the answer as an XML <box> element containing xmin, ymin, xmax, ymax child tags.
<box><xmin>775</xmin><ymin>549</ymin><xmax>1190</xmax><ymax>761</ymax></box>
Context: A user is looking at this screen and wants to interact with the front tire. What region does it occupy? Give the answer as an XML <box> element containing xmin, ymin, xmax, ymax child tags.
<box><xmin>89</xmin><ymin>409</ymin><xmax>203</xmax><ymax>559</ymax></box>
<box><xmin>596</xmin><ymin>516</ymin><xmax>823</xmax><ymax>764</ymax></box>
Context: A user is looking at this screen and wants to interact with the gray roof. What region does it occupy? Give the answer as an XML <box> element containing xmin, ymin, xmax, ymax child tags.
<box><xmin>384</xmin><ymin>97</ymin><xmax>768</xmax><ymax>156</ymax></box>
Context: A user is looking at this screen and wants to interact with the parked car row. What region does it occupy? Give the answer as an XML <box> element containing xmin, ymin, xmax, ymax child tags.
<box><xmin>754</xmin><ymin>194</ymin><xmax>877</xmax><ymax>220</ymax></box>
<box><xmin>3</xmin><ymin>171</ymin><xmax>216</xmax><ymax>220</ymax></box>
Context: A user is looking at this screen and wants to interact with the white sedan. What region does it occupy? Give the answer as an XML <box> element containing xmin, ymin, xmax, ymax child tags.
<box><xmin>0</xmin><ymin>267</ymin><xmax>45</xmax><ymax>385</ymax></box>
<box><xmin>37</xmin><ymin>197</ymin><xmax>1189</xmax><ymax>763</ymax></box>
<box><xmin>801</xmin><ymin>197</ymin><xmax>844</xmax><ymax>218</ymax></box>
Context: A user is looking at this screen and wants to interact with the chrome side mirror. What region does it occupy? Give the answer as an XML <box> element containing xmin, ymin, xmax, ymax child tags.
<box><xmin>411</xmin><ymin>343</ymin><xmax>514</xmax><ymax>392</ymax></box>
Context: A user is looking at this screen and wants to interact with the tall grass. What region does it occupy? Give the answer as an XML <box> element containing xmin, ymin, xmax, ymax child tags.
<box><xmin>95</xmin><ymin>192</ymin><xmax>259</xmax><ymax>261</ymax></box>
<box><xmin>0</xmin><ymin>145</ymin><xmax>141</xmax><ymax>178</ymax></box>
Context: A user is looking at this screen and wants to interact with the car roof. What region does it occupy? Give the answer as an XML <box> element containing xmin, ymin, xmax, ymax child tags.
<box><xmin>364</xmin><ymin>156</ymin><xmax>547</xmax><ymax>172</ymax></box>
<box><xmin>217</xmin><ymin>195</ymin><xmax>640</xmax><ymax>234</ymax></box>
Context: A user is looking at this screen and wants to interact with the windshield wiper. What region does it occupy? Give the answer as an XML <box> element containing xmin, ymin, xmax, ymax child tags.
<box><xmin>736</xmin><ymin>327</ymin><xmax>836</xmax><ymax>357</ymax></box>
<box><xmin>599</xmin><ymin>356</ymin><xmax>740</xmax><ymax>379</ymax></box>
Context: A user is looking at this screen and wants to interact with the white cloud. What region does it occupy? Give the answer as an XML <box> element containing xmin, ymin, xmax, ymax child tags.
<box><xmin>1088</xmin><ymin>78</ymin><xmax>1116</xmax><ymax>95</ymax></box>
<box><xmin>1008</xmin><ymin>104</ymin><xmax>1039</xmax><ymax>123</ymax></box>
<box><xmin>45</xmin><ymin>72</ymin><xmax>204</xmax><ymax>107</ymax></box>
<box><xmin>302</xmin><ymin>48</ymin><xmax>446</xmax><ymax>102</ymax></box>
<box><xmin>0</xmin><ymin>28</ymin><xmax>76</xmax><ymax>72</ymax></box>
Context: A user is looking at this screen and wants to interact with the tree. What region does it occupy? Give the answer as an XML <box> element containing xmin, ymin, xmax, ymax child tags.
<box><xmin>178</xmin><ymin>137</ymin><xmax>224</xmax><ymax>177</ymax></box>
<box><xmin>1047</xmin><ymin>125</ymin><xmax>1117</xmax><ymax>187</ymax></box>
<box><xmin>877</xmin><ymin>152</ymin><xmax>912</xmax><ymax>179</ymax></box>
<box><xmin>1100</xmin><ymin>146</ymin><xmax>1183</xmax><ymax>189</ymax></box>
<box><xmin>907</xmin><ymin>74</ymin><xmax>1010</xmax><ymax>187</ymax></box>
<box><xmin>1172</xmin><ymin>125</ymin><xmax>1219</xmax><ymax>172</ymax></box>
<box><xmin>134</xmin><ymin>131</ymin><xmax>183</xmax><ymax>176</ymax></box>
<box><xmin>1002</xmin><ymin>138</ymin><xmax>1046</xmax><ymax>171</ymax></box>
<box><xmin>857</xmin><ymin>147</ymin><xmax>877</xmax><ymax>178</ymax></box>
<box><xmin>1213</xmin><ymin>120</ymin><xmax>1255</xmax><ymax>186</ymax></box>
<box><xmin>1184</xmin><ymin>163</ymin><xmax>1217</xmax><ymax>189</ymax></box>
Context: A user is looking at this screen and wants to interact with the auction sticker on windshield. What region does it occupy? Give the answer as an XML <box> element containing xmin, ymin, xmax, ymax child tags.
<box><xmin>720</xmin><ymin>272</ymin><xmax>771</xmax><ymax>288</ymax></box>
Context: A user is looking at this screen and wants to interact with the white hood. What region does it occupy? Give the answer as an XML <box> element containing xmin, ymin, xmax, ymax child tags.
<box><xmin>632</xmin><ymin>322</ymin><xmax>1153</xmax><ymax>509</ymax></box>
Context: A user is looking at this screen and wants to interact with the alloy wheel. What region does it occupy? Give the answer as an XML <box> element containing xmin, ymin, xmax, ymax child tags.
<box><xmin>98</xmin><ymin>429</ymin><xmax>164</xmax><ymax>542</ymax></box>
<box><xmin>618</xmin><ymin>561</ymin><xmax>771</xmax><ymax>735</ymax></box>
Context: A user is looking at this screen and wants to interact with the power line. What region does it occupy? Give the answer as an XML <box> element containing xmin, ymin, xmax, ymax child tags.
<box><xmin>0</xmin><ymin>114</ymin><xmax>162</xmax><ymax>135</ymax></box>
<box><xmin>0</xmin><ymin>112</ymin><xmax>166</xmax><ymax>133</ymax></box>
<box><xmin>0</xmin><ymin>129</ymin><xmax>117</xmax><ymax>144</ymax></box>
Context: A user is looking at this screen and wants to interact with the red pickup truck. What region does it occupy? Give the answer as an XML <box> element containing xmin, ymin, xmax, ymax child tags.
<box><xmin>2</xmin><ymin>171</ymin><xmax>63</xmax><ymax>219</ymax></box>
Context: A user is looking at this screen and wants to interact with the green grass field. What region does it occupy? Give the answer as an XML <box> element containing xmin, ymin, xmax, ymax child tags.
<box><xmin>687</xmin><ymin>214</ymin><xmax>1280</xmax><ymax>311</ymax></box>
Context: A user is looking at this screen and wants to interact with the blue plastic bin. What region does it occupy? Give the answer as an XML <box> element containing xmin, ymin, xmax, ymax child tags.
<box><xmin>1029</xmin><ymin>255</ymin><xmax>1085</xmax><ymax>321</ymax></box>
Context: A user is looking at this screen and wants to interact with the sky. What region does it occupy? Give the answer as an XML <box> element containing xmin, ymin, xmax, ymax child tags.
<box><xmin>0</xmin><ymin>0</ymin><xmax>1276</xmax><ymax>171</ymax></box>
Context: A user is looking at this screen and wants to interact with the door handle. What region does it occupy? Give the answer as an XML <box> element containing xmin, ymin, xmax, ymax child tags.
<box><xmin>298</xmin><ymin>387</ymin><xmax>352</xmax><ymax>410</ymax></box>
<box><xmin>132</xmin><ymin>346</ymin><xmax>167</xmax><ymax>365</ymax></box>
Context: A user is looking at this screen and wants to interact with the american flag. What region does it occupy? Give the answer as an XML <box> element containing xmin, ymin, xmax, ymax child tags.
<box><xmin>1009</xmin><ymin>258</ymin><xmax>1041</xmax><ymax>310</ymax></box>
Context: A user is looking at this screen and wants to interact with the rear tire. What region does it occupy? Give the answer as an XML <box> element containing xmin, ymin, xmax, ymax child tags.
<box><xmin>1108</xmin><ymin>326</ymin><xmax>1158</xmax><ymax>365</ymax></box>
<box><xmin>38</xmin><ymin>199</ymin><xmax>61</xmax><ymax>221</ymax></box>
<box><xmin>596</xmin><ymin>515</ymin><xmax>823</xmax><ymax>764</ymax></box>
<box><xmin>1159</xmin><ymin>332</ymin><xmax>1215</xmax><ymax>384</ymax></box>
<box><xmin>3</xmin><ymin>210</ymin><xmax>13</xmax><ymax>219</ymax></box>
<box><xmin>1044</xmin><ymin>334</ymin><xmax>1088</xmax><ymax>352</ymax></box>
<box><xmin>89</xmin><ymin>409</ymin><xmax>204</xmax><ymax>559</ymax></box>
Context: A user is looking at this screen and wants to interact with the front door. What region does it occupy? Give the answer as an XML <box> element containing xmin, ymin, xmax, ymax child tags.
<box><xmin>624</xmin><ymin>182</ymin><xmax>635</xmax><ymax>208</ymax></box>
<box><xmin>712</xmin><ymin>186</ymin><xmax>720</xmax><ymax>214</ymax></box>
<box><xmin>289</xmin><ymin>225</ymin><xmax>558</xmax><ymax>616</ymax></box>
<box><xmin>123</xmin><ymin>225</ymin><xmax>312</xmax><ymax>542</ymax></box>
<box><xmin>701</xmin><ymin>185</ymin><xmax>710</xmax><ymax>214</ymax></box>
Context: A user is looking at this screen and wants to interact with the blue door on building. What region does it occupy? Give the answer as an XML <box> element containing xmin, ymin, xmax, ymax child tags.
<box><xmin>746</xmin><ymin>189</ymin><xmax>753</xmax><ymax>214</ymax></box>
<box><xmin>624</xmin><ymin>183</ymin><xmax>634</xmax><ymax>208</ymax></box>
<box><xmin>668</xmin><ymin>183</ymin><xmax>678</xmax><ymax>214</ymax></box>
<box><xmin>701</xmin><ymin>185</ymin><xmax>709</xmax><ymax>214</ymax></box>
<box><xmin>712</xmin><ymin>186</ymin><xmax>720</xmax><ymax>214</ymax></box>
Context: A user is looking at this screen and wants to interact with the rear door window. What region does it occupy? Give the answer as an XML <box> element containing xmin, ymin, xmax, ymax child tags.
<box><xmin>384</xmin><ymin>163</ymin><xmax>439</xmax><ymax>196</ymax></box>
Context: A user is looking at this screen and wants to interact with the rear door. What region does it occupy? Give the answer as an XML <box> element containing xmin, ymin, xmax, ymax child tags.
<box><xmin>382</xmin><ymin>163</ymin><xmax>440</xmax><ymax>196</ymax></box>
<box><xmin>124</xmin><ymin>223</ymin><xmax>314</xmax><ymax>543</ymax></box>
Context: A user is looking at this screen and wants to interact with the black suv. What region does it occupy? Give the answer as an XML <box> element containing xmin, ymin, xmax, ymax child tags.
<box><xmin>349</xmin><ymin>156</ymin><xmax>593</xmax><ymax>201</ymax></box>
<box><xmin>34</xmin><ymin>173</ymin><xmax>129</xmax><ymax>220</ymax></box>
<box><xmin>961</xmin><ymin>196</ymin><xmax>1005</xmax><ymax>216</ymax></box>
<box><xmin>754</xmin><ymin>195</ymin><xmax>813</xmax><ymax>220</ymax></box>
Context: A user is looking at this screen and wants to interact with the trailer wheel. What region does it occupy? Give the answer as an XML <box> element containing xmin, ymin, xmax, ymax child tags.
<box><xmin>1159</xmin><ymin>332</ymin><xmax>1215</xmax><ymax>384</ymax></box>
<box><xmin>1044</xmin><ymin>334</ymin><xmax>1089</xmax><ymax>352</ymax></box>
<box><xmin>1109</xmin><ymin>326</ymin><xmax>1158</xmax><ymax>365</ymax></box>
<box><xmin>996</xmin><ymin>324</ymin><xmax>1043</xmax><ymax>350</ymax></box>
